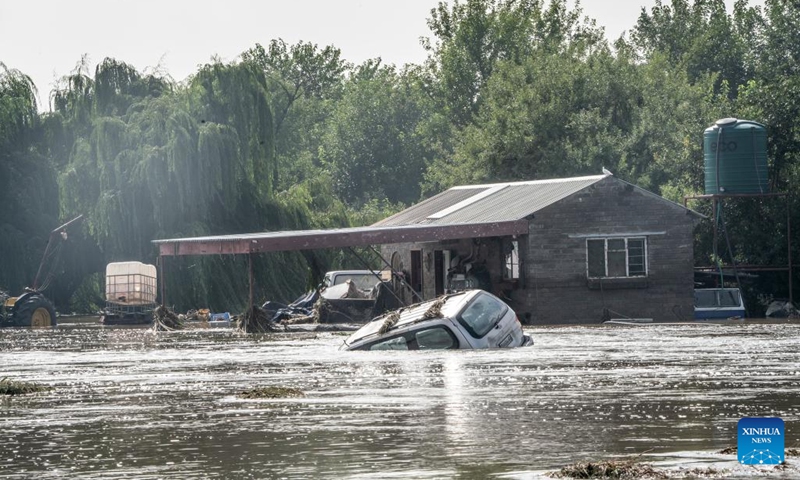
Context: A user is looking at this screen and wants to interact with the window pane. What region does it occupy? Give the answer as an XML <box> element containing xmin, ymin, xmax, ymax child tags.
<box><xmin>587</xmin><ymin>240</ymin><xmax>606</xmax><ymax>277</ymax></box>
<box><xmin>608</xmin><ymin>239</ymin><xmax>625</xmax><ymax>251</ymax></box>
<box><xmin>608</xmin><ymin>251</ymin><xmax>627</xmax><ymax>277</ymax></box>
<box><xmin>415</xmin><ymin>328</ymin><xmax>456</xmax><ymax>349</ymax></box>
<box><xmin>459</xmin><ymin>294</ymin><xmax>507</xmax><ymax>338</ymax></box>
<box><xmin>369</xmin><ymin>336</ymin><xmax>408</xmax><ymax>351</ymax></box>
<box><xmin>628</xmin><ymin>239</ymin><xmax>645</xmax><ymax>276</ymax></box>
<box><xmin>694</xmin><ymin>290</ymin><xmax>716</xmax><ymax>307</ymax></box>
<box><xmin>718</xmin><ymin>290</ymin><xmax>740</xmax><ymax>307</ymax></box>
<box><xmin>504</xmin><ymin>240</ymin><xmax>519</xmax><ymax>280</ymax></box>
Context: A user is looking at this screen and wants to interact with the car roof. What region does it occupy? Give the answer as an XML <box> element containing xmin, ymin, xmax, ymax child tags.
<box><xmin>345</xmin><ymin>290</ymin><xmax>480</xmax><ymax>344</ymax></box>
<box><xmin>327</xmin><ymin>270</ymin><xmax>375</xmax><ymax>276</ymax></box>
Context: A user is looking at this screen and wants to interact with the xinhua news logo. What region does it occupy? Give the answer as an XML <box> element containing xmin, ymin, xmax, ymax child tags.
<box><xmin>737</xmin><ymin>417</ymin><xmax>784</xmax><ymax>465</ymax></box>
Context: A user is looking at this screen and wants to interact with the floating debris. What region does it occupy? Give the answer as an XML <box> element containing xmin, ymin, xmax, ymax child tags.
<box><xmin>0</xmin><ymin>377</ymin><xmax>50</xmax><ymax>396</ymax></box>
<box><xmin>152</xmin><ymin>305</ymin><xmax>184</xmax><ymax>331</ymax></box>
<box><xmin>312</xmin><ymin>297</ymin><xmax>332</xmax><ymax>322</ymax></box>
<box><xmin>237</xmin><ymin>305</ymin><xmax>282</xmax><ymax>333</ymax></box>
<box><xmin>421</xmin><ymin>297</ymin><xmax>446</xmax><ymax>320</ymax></box>
<box><xmin>550</xmin><ymin>459</ymin><xmax>667</xmax><ymax>479</ymax></box>
<box><xmin>238</xmin><ymin>386</ymin><xmax>305</xmax><ymax>399</ymax></box>
<box><xmin>682</xmin><ymin>467</ymin><xmax>724</xmax><ymax>477</ymax></box>
<box><xmin>378</xmin><ymin>310</ymin><xmax>402</xmax><ymax>335</ymax></box>
<box><xmin>788</xmin><ymin>448</ymin><xmax>800</xmax><ymax>457</ymax></box>
<box><xmin>717</xmin><ymin>446</ymin><xmax>737</xmax><ymax>455</ymax></box>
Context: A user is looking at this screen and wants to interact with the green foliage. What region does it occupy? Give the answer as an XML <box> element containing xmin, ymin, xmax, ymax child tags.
<box><xmin>4</xmin><ymin>0</ymin><xmax>800</xmax><ymax>311</ymax></box>
<box><xmin>0</xmin><ymin>64</ymin><xmax>59</xmax><ymax>294</ymax></box>
<box><xmin>321</xmin><ymin>61</ymin><xmax>434</xmax><ymax>205</ymax></box>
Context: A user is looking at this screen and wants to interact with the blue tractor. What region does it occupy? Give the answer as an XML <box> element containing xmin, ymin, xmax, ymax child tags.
<box><xmin>0</xmin><ymin>215</ymin><xmax>83</xmax><ymax>327</ymax></box>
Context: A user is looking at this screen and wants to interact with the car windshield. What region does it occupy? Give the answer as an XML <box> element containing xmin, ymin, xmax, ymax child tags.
<box><xmin>457</xmin><ymin>293</ymin><xmax>508</xmax><ymax>338</ymax></box>
<box><xmin>333</xmin><ymin>273</ymin><xmax>378</xmax><ymax>291</ymax></box>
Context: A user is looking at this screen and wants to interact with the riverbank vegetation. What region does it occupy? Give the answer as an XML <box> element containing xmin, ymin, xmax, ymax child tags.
<box><xmin>1</xmin><ymin>0</ymin><xmax>798</xmax><ymax>314</ymax></box>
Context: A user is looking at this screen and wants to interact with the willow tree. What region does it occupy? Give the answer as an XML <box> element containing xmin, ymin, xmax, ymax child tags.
<box><xmin>52</xmin><ymin>58</ymin><xmax>329</xmax><ymax>311</ymax></box>
<box><xmin>0</xmin><ymin>64</ymin><xmax>59</xmax><ymax>295</ymax></box>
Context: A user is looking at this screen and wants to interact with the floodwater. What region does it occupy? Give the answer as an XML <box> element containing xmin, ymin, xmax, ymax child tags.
<box><xmin>1</xmin><ymin>319</ymin><xmax>799</xmax><ymax>479</ymax></box>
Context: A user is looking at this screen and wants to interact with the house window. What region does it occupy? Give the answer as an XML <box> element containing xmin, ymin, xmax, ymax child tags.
<box><xmin>503</xmin><ymin>240</ymin><xmax>519</xmax><ymax>280</ymax></box>
<box><xmin>587</xmin><ymin>237</ymin><xmax>647</xmax><ymax>278</ymax></box>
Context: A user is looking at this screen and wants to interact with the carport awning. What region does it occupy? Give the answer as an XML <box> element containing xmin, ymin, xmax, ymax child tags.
<box><xmin>153</xmin><ymin>220</ymin><xmax>529</xmax><ymax>256</ymax></box>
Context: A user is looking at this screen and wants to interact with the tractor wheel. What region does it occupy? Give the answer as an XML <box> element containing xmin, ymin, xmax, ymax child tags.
<box><xmin>13</xmin><ymin>295</ymin><xmax>57</xmax><ymax>328</ymax></box>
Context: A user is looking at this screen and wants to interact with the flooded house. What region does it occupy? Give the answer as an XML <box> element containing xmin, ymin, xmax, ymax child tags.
<box><xmin>375</xmin><ymin>172</ymin><xmax>703</xmax><ymax>324</ymax></box>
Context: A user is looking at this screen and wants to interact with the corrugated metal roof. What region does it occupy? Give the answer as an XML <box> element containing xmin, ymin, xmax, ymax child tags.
<box><xmin>376</xmin><ymin>175</ymin><xmax>607</xmax><ymax>226</ymax></box>
<box><xmin>373</xmin><ymin>187</ymin><xmax>488</xmax><ymax>226</ymax></box>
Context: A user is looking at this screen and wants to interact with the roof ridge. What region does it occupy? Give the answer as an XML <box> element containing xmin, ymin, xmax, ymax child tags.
<box><xmin>450</xmin><ymin>174</ymin><xmax>607</xmax><ymax>190</ymax></box>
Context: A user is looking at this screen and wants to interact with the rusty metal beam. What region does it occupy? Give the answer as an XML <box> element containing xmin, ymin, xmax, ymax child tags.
<box><xmin>154</xmin><ymin>221</ymin><xmax>530</xmax><ymax>257</ymax></box>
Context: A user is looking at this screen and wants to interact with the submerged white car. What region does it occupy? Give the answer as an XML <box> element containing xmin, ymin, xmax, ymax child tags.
<box><xmin>340</xmin><ymin>290</ymin><xmax>533</xmax><ymax>351</ymax></box>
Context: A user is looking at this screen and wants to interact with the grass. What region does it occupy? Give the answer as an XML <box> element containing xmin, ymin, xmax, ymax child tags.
<box><xmin>238</xmin><ymin>386</ymin><xmax>305</xmax><ymax>399</ymax></box>
<box><xmin>0</xmin><ymin>377</ymin><xmax>50</xmax><ymax>395</ymax></box>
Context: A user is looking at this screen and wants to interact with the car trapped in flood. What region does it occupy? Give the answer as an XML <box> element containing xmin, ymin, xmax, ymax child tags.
<box><xmin>340</xmin><ymin>290</ymin><xmax>533</xmax><ymax>351</ymax></box>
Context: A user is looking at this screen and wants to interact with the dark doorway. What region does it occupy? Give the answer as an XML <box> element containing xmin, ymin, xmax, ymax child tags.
<box><xmin>434</xmin><ymin>250</ymin><xmax>444</xmax><ymax>296</ymax></box>
<box><xmin>411</xmin><ymin>250</ymin><xmax>423</xmax><ymax>294</ymax></box>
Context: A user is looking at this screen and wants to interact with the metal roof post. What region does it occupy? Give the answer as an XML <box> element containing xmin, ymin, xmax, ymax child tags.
<box><xmin>159</xmin><ymin>255</ymin><xmax>166</xmax><ymax>306</ymax></box>
<box><xmin>248</xmin><ymin>253</ymin><xmax>254</xmax><ymax>311</ymax></box>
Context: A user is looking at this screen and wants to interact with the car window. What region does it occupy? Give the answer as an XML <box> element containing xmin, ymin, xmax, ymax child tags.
<box><xmin>718</xmin><ymin>290</ymin><xmax>740</xmax><ymax>307</ymax></box>
<box><xmin>415</xmin><ymin>327</ymin><xmax>458</xmax><ymax>350</ymax></box>
<box><xmin>334</xmin><ymin>274</ymin><xmax>377</xmax><ymax>290</ymax></box>
<box><xmin>694</xmin><ymin>290</ymin><xmax>716</xmax><ymax>307</ymax></box>
<box><xmin>369</xmin><ymin>336</ymin><xmax>408</xmax><ymax>351</ymax></box>
<box><xmin>458</xmin><ymin>293</ymin><xmax>508</xmax><ymax>338</ymax></box>
<box><xmin>363</xmin><ymin>327</ymin><xmax>457</xmax><ymax>351</ymax></box>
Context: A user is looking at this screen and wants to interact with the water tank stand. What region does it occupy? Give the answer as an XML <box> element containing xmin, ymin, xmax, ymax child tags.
<box><xmin>684</xmin><ymin>192</ymin><xmax>793</xmax><ymax>306</ymax></box>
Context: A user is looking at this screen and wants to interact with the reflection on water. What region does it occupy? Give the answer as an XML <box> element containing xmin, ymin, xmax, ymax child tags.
<box><xmin>1</xmin><ymin>321</ymin><xmax>798</xmax><ymax>478</ymax></box>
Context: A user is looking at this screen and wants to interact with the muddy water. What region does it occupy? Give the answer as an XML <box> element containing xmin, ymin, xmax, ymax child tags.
<box><xmin>1</xmin><ymin>320</ymin><xmax>799</xmax><ymax>479</ymax></box>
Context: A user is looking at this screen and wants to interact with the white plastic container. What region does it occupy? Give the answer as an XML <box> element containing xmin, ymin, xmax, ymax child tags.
<box><xmin>105</xmin><ymin>262</ymin><xmax>157</xmax><ymax>305</ymax></box>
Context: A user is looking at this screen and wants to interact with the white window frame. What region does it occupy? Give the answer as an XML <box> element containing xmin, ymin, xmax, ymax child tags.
<box><xmin>502</xmin><ymin>239</ymin><xmax>519</xmax><ymax>280</ymax></box>
<box><xmin>586</xmin><ymin>237</ymin><xmax>648</xmax><ymax>279</ymax></box>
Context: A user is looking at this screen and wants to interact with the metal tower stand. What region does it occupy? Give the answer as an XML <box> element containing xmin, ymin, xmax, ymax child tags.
<box><xmin>684</xmin><ymin>192</ymin><xmax>792</xmax><ymax>305</ymax></box>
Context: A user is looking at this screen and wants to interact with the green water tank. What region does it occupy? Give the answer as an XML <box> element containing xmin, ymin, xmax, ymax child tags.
<box><xmin>703</xmin><ymin>118</ymin><xmax>769</xmax><ymax>194</ymax></box>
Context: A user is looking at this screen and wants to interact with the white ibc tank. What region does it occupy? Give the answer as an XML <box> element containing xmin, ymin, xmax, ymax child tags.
<box><xmin>105</xmin><ymin>262</ymin><xmax>157</xmax><ymax>305</ymax></box>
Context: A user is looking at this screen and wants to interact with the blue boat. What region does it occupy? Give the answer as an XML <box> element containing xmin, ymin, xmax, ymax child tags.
<box><xmin>694</xmin><ymin>288</ymin><xmax>746</xmax><ymax>320</ymax></box>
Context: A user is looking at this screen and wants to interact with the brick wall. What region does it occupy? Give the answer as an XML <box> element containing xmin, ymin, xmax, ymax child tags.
<box><xmin>521</xmin><ymin>176</ymin><xmax>696</xmax><ymax>323</ymax></box>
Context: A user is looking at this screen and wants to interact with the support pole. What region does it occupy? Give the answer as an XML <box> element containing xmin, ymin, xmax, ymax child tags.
<box><xmin>712</xmin><ymin>196</ymin><xmax>719</xmax><ymax>287</ymax></box>
<box><xmin>788</xmin><ymin>196</ymin><xmax>793</xmax><ymax>305</ymax></box>
<box><xmin>346</xmin><ymin>246</ymin><xmax>408</xmax><ymax>307</ymax></box>
<box><xmin>159</xmin><ymin>255</ymin><xmax>166</xmax><ymax>306</ymax></box>
<box><xmin>367</xmin><ymin>245</ymin><xmax>424</xmax><ymax>303</ymax></box>
<box><xmin>248</xmin><ymin>253</ymin><xmax>254</xmax><ymax>311</ymax></box>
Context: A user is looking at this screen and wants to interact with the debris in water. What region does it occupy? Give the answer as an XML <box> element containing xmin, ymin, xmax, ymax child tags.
<box><xmin>422</xmin><ymin>298</ymin><xmax>446</xmax><ymax>320</ymax></box>
<box><xmin>238</xmin><ymin>386</ymin><xmax>305</xmax><ymax>399</ymax></box>
<box><xmin>682</xmin><ymin>466</ymin><xmax>725</xmax><ymax>477</ymax></box>
<box><xmin>237</xmin><ymin>305</ymin><xmax>282</xmax><ymax>333</ymax></box>
<box><xmin>0</xmin><ymin>377</ymin><xmax>50</xmax><ymax>396</ymax></box>
<box><xmin>312</xmin><ymin>297</ymin><xmax>331</xmax><ymax>322</ymax></box>
<box><xmin>788</xmin><ymin>448</ymin><xmax>800</xmax><ymax>457</ymax></box>
<box><xmin>152</xmin><ymin>305</ymin><xmax>184</xmax><ymax>331</ymax></box>
<box><xmin>549</xmin><ymin>459</ymin><xmax>667</xmax><ymax>479</ymax></box>
<box><xmin>717</xmin><ymin>446</ymin><xmax>736</xmax><ymax>455</ymax></box>
<box><xmin>378</xmin><ymin>310</ymin><xmax>402</xmax><ymax>335</ymax></box>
